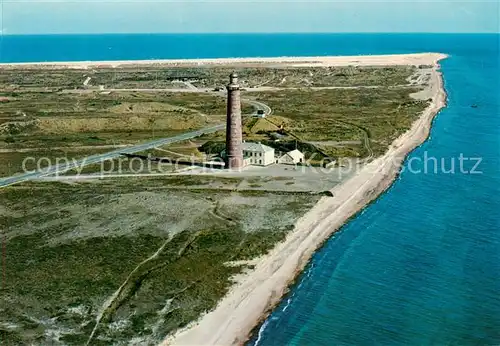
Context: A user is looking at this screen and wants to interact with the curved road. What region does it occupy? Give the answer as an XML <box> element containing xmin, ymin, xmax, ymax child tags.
<box><xmin>245</xmin><ymin>99</ymin><xmax>273</xmax><ymax>117</ymax></box>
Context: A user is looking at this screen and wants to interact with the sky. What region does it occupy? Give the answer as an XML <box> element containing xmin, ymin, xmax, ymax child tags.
<box><xmin>1</xmin><ymin>0</ymin><xmax>499</xmax><ymax>35</ymax></box>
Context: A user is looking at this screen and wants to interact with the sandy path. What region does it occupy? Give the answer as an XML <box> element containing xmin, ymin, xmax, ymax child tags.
<box><xmin>163</xmin><ymin>55</ymin><xmax>447</xmax><ymax>345</ymax></box>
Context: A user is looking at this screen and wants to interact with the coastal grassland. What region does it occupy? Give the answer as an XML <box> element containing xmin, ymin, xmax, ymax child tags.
<box><xmin>0</xmin><ymin>91</ymin><xmax>235</xmax><ymax>150</ymax></box>
<box><xmin>0</xmin><ymin>148</ymin><xmax>113</xmax><ymax>177</ymax></box>
<box><xmin>248</xmin><ymin>88</ymin><xmax>429</xmax><ymax>158</ymax></box>
<box><xmin>0</xmin><ymin>65</ymin><xmax>416</xmax><ymax>90</ymax></box>
<box><xmin>0</xmin><ymin>64</ymin><xmax>422</xmax><ymax>164</ymax></box>
<box><xmin>195</xmin><ymin>87</ymin><xmax>428</xmax><ymax>160</ymax></box>
<box><xmin>0</xmin><ymin>179</ymin><xmax>319</xmax><ymax>345</ymax></box>
<box><xmin>0</xmin><ymin>69</ymin><xmax>87</xmax><ymax>89</ymax></box>
<box><xmin>1</xmin><ymin>131</ymin><xmax>189</xmax><ymax>150</ymax></box>
<box><xmin>189</xmin><ymin>65</ymin><xmax>417</xmax><ymax>88</ymax></box>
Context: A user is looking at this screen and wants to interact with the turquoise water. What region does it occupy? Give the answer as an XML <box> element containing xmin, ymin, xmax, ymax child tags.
<box><xmin>2</xmin><ymin>33</ymin><xmax>499</xmax><ymax>344</ymax></box>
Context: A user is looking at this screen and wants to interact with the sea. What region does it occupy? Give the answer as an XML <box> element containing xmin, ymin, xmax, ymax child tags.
<box><xmin>2</xmin><ymin>33</ymin><xmax>499</xmax><ymax>345</ymax></box>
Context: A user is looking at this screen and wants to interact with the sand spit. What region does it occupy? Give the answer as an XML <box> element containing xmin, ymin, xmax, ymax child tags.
<box><xmin>162</xmin><ymin>54</ymin><xmax>448</xmax><ymax>346</ymax></box>
<box><xmin>0</xmin><ymin>53</ymin><xmax>447</xmax><ymax>69</ymax></box>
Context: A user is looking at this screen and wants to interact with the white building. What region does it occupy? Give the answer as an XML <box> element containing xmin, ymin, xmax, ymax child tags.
<box><xmin>242</xmin><ymin>142</ymin><xmax>275</xmax><ymax>166</ymax></box>
<box><xmin>278</xmin><ymin>149</ymin><xmax>305</xmax><ymax>165</ymax></box>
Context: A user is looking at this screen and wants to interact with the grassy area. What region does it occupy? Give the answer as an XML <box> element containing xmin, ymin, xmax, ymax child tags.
<box><xmin>0</xmin><ymin>69</ymin><xmax>87</xmax><ymax>89</ymax></box>
<box><xmin>0</xmin><ymin>180</ymin><xmax>319</xmax><ymax>344</ymax></box>
<box><xmin>247</xmin><ymin>88</ymin><xmax>428</xmax><ymax>158</ymax></box>
<box><xmin>1</xmin><ymin>131</ymin><xmax>193</xmax><ymax>150</ymax></box>
<box><xmin>190</xmin><ymin>65</ymin><xmax>416</xmax><ymax>88</ymax></box>
<box><xmin>0</xmin><ymin>91</ymin><xmax>225</xmax><ymax>131</ymax></box>
<box><xmin>0</xmin><ymin>64</ymin><xmax>423</xmax><ymax>160</ymax></box>
<box><xmin>0</xmin><ymin>65</ymin><xmax>416</xmax><ymax>90</ymax></box>
<box><xmin>0</xmin><ymin>148</ymin><xmax>113</xmax><ymax>177</ymax></box>
<box><xmin>0</xmin><ymin>89</ymin><xmax>256</xmax><ymax>150</ymax></box>
<box><xmin>198</xmin><ymin>87</ymin><xmax>428</xmax><ymax>159</ymax></box>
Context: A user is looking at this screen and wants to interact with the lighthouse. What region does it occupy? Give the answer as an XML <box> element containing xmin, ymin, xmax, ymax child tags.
<box><xmin>225</xmin><ymin>73</ymin><xmax>244</xmax><ymax>169</ymax></box>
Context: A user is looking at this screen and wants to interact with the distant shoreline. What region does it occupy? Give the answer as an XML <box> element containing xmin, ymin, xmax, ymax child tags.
<box><xmin>0</xmin><ymin>53</ymin><xmax>447</xmax><ymax>69</ymax></box>
<box><xmin>163</xmin><ymin>53</ymin><xmax>448</xmax><ymax>345</ymax></box>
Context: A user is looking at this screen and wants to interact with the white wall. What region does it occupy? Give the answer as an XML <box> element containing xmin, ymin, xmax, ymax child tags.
<box><xmin>243</xmin><ymin>149</ymin><xmax>275</xmax><ymax>166</ymax></box>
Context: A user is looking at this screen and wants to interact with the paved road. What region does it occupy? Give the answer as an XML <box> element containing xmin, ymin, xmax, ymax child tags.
<box><xmin>0</xmin><ymin>100</ymin><xmax>272</xmax><ymax>189</ymax></box>
<box><xmin>0</xmin><ymin>124</ymin><xmax>225</xmax><ymax>189</ymax></box>
<box><xmin>246</xmin><ymin>100</ymin><xmax>273</xmax><ymax>116</ymax></box>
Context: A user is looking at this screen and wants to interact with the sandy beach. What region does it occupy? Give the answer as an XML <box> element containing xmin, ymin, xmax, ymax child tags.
<box><xmin>0</xmin><ymin>52</ymin><xmax>447</xmax><ymax>69</ymax></box>
<box><xmin>161</xmin><ymin>53</ymin><xmax>448</xmax><ymax>346</ymax></box>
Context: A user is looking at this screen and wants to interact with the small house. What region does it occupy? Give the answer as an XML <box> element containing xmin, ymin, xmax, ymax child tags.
<box><xmin>278</xmin><ymin>149</ymin><xmax>305</xmax><ymax>165</ymax></box>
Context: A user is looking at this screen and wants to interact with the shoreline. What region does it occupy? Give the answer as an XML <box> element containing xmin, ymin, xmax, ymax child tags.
<box><xmin>163</xmin><ymin>54</ymin><xmax>448</xmax><ymax>345</ymax></box>
<box><xmin>0</xmin><ymin>53</ymin><xmax>447</xmax><ymax>69</ymax></box>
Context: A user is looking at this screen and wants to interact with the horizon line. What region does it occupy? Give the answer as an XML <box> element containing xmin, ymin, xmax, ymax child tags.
<box><xmin>2</xmin><ymin>32</ymin><xmax>499</xmax><ymax>37</ymax></box>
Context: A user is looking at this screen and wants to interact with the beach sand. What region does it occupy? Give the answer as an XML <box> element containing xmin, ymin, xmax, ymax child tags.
<box><xmin>0</xmin><ymin>53</ymin><xmax>446</xmax><ymax>69</ymax></box>
<box><xmin>160</xmin><ymin>53</ymin><xmax>448</xmax><ymax>345</ymax></box>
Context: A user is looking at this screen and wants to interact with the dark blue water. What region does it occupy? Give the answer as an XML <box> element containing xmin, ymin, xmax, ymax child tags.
<box><xmin>247</xmin><ymin>35</ymin><xmax>500</xmax><ymax>345</ymax></box>
<box><xmin>0</xmin><ymin>33</ymin><xmax>497</xmax><ymax>63</ymax></box>
<box><xmin>2</xmin><ymin>33</ymin><xmax>499</xmax><ymax>345</ymax></box>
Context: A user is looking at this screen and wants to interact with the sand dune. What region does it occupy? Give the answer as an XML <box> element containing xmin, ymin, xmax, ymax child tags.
<box><xmin>0</xmin><ymin>53</ymin><xmax>448</xmax><ymax>69</ymax></box>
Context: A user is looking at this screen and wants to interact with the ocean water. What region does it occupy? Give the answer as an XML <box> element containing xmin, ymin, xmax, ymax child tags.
<box><xmin>1</xmin><ymin>33</ymin><xmax>499</xmax><ymax>345</ymax></box>
<box><xmin>246</xmin><ymin>35</ymin><xmax>500</xmax><ymax>345</ymax></box>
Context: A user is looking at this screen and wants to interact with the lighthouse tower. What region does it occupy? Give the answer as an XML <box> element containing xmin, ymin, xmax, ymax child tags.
<box><xmin>225</xmin><ymin>73</ymin><xmax>244</xmax><ymax>169</ymax></box>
